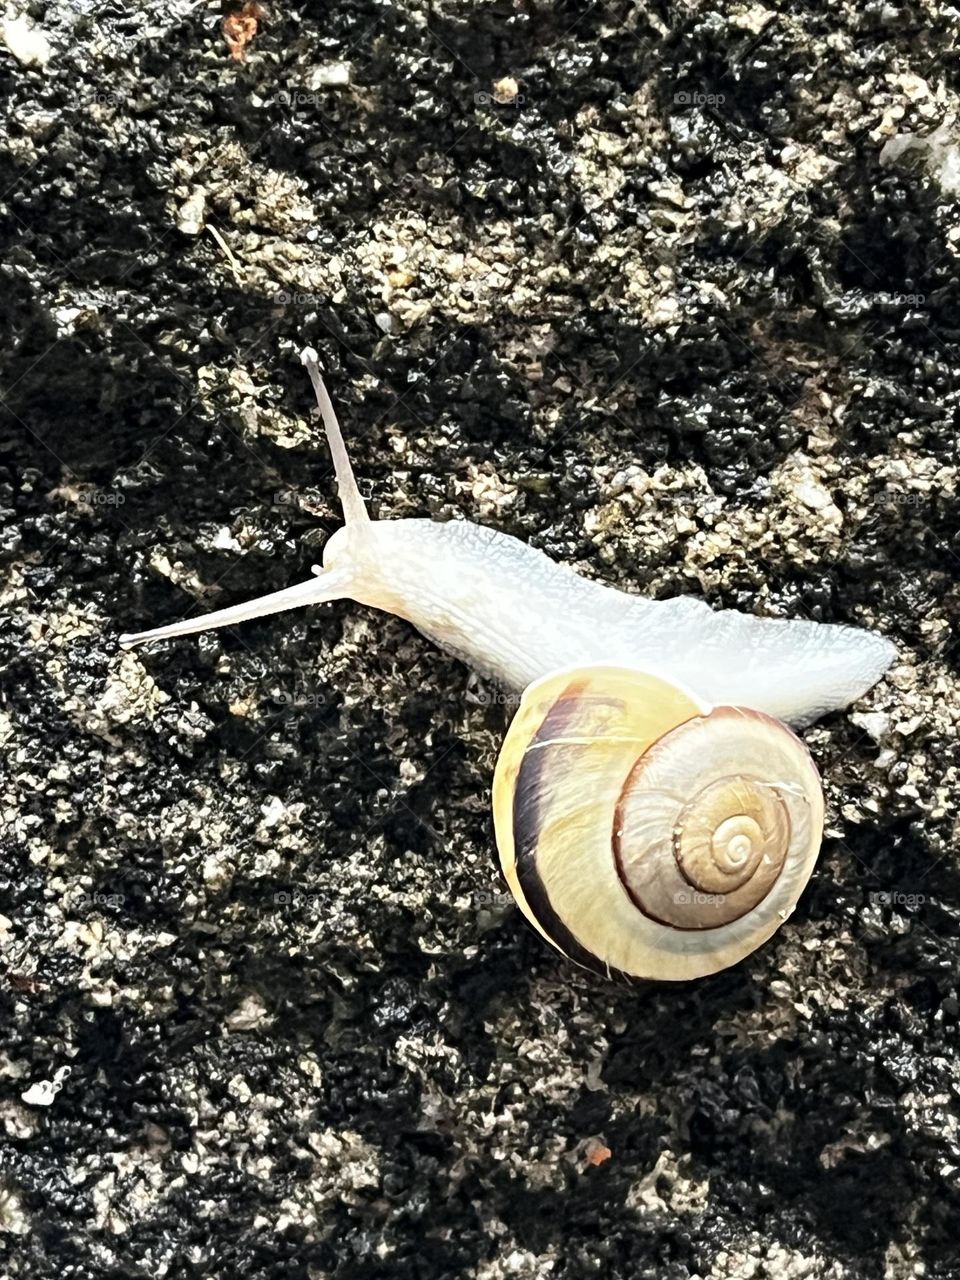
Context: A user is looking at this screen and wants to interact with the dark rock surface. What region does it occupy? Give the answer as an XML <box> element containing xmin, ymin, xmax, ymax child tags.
<box><xmin>1</xmin><ymin>2</ymin><xmax>959</xmax><ymax>1277</ymax></box>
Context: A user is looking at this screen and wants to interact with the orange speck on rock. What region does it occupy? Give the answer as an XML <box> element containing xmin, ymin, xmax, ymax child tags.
<box><xmin>585</xmin><ymin>1142</ymin><xmax>612</xmax><ymax>1167</ymax></box>
<box><xmin>222</xmin><ymin>1</ymin><xmax>265</xmax><ymax>62</ymax></box>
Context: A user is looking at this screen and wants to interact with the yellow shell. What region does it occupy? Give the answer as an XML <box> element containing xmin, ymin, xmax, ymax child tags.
<box><xmin>491</xmin><ymin>665</ymin><xmax>824</xmax><ymax>982</ymax></box>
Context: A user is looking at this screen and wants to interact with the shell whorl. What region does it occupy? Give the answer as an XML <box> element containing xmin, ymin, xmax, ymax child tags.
<box><xmin>492</xmin><ymin>666</ymin><xmax>824</xmax><ymax>982</ymax></box>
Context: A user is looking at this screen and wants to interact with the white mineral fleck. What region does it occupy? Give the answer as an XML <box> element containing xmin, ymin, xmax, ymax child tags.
<box><xmin>308</xmin><ymin>62</ymin><xmax>352</xmax><ymax>89</ymax></box>
<box><xmin>1</xmin><ymin>11</ymin><xmax>51</xmax><ymax>67</ymax></box>
<box><xmin>880</xmin><ymin>119</ymin><xmax>960</xmax><ymax>196</ymax></box>
<box><xmin>850</xmin><ymin>711</ymin><xmax>890</xmax><ymax>742</ymax></box>
<box><xmin>177</xmin><ymin>187</ymin><xmax>207</xmax><ymax>235</ymax></box>
<box><xmin>21</xmin><ymin>1066</ymin><xmax>70</xmax><ymax>1108</ymax></box>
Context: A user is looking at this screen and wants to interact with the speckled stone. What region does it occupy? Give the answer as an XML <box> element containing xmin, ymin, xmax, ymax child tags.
<box><xmin>1</xmin><ymin>2</ymin><xmax>959</xmax><ymax>1278</ymax></box>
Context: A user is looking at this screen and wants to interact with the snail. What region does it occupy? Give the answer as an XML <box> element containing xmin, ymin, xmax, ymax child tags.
<box><xmin>493</xmin><ymin>665</ymin><xmax>824</xmax><ymax>980</ymax></box>
<box><xmin>120</xmin><ymin>348</ymin><xmax>895</xmax><ymax>980</ymax></box>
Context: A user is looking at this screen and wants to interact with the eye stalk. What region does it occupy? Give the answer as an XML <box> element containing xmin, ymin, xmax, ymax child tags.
<box><xmin>118</xmin><ymin>350</ymin><xmax>370</xmax><ymax>650</ymax></box>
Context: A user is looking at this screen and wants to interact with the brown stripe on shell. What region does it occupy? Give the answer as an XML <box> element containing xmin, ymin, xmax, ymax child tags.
<box><xmin>512</xmin><ymin>680</ymin><xmax>637</xmax><ymax>980</ymax></box>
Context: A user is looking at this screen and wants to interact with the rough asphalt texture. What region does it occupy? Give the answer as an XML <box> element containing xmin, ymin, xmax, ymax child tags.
<box><xmin>1</xmin><ymin>2</ymin><xmax>959</xmax><ymax>1277</ymax></box>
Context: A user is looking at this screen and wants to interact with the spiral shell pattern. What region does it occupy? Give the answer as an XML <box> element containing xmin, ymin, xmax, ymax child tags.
<box><xmin>492</xmin><ymin>666</ymin><xmax>824</xmax><ymax>981</ymax></box>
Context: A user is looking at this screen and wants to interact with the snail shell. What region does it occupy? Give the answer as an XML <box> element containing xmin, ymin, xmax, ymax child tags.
<box><xmin>492</xmin><ymin>666</ymin><xmax>824</xmax><ymax>981</ymax></box>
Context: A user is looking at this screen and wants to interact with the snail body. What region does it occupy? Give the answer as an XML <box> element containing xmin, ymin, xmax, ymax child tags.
<box><xmin>121</xmin><ymin>350</ymin><xmax>895</xmax><ymax>729</ymax></box>
<box><xmin>118</xmin><ymin>349</ymin><xmax>895</xmax><ymax>980</ymax></box>
<box><xmin>317</xmin><ymin>515</ymin><xmax>891</xmax><ymax>728</ymax></box>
